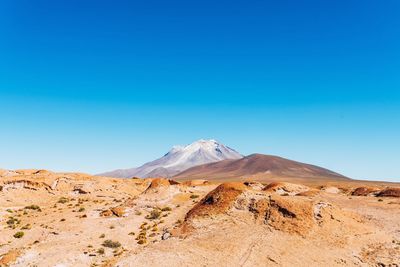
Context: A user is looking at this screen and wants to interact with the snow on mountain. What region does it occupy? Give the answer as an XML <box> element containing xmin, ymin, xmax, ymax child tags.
<box><xmin>98</xmin><ymin>139</ymin><xmax>243</xmax><ymax>178</ymax></box>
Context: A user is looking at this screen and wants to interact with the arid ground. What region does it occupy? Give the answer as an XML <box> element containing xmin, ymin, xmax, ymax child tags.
<box><xmin>0</xmin><ymin>169</ymin><xmax>399</xmax><ymax>266</ymax></box>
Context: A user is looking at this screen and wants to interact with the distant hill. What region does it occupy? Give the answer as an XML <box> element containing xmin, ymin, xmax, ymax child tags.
<box><xmin>174</xmin><ymin>153</ymin><xmax>349</xmax><ymax>181</ymax></box>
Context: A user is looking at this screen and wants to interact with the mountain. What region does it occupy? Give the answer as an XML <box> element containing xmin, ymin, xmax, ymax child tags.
<box><xmin>98</xmin><ymin>139</ymin><xmax>243</xmax><ymax>178</ymax></box>
<box><xmin>174</xmin><ymin>153</ymin><xmax>349</xmax><ymax>181</ymax></box>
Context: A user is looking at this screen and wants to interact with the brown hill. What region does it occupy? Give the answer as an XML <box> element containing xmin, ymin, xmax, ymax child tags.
<box><xmin>174</xmin><ymin>153</ymin><xmax>348</xmax><ymax>181</ymax></box>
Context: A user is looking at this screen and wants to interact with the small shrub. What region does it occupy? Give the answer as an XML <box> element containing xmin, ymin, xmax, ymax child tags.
<box><xmin>102</xmin><ymin>240</ymin><xmax>121</xmax><ymax>248</ymax></box>
<box><xmin>378</xmin><ymin>199</ymin><xmax>383</xmax><ymax>202</ymax></box>
<box><xmin>60</xmin><ymin>218</ymin><xmax>66</xmax><ymax>222</ymax></box>
<box><xmin>161</xmin><ymin>207</ymin><xmax>172</xmax><ymax>212</ymax></box>
<box><xmin>145</xmin><ymin>209</ymin><xmax>161</xmax><ymax>220</ymax></box>
<box><xmin>97</xmin><ymin>248</ymin><xmax>105</xmax><ymax>255</ymax></box>
<box><xmin>78</xmin><ymin>207</ymin><xmax>85</xmax><ymax>212</ymax></box>
<box><xmin>190</xmin><ymin>194</ymin><xmax>199</xmax><ymax>199</ymax></box>
<box><xmin>13</xmin><ymin>231</ymin><xmax>24</xmax><ymax>238</ymax></box>
<box><xmin>58</xmin><ymin>197</ymin><xmax>69</xmax><ymax>204</ymax></box>
<box><xmin>128</xmin><ymin>232</ymin><xmax>135</xmax><ymax>236</ymax></box>
<box><xmin>99</xmin><ymin>233</ymin><xmax>105</xmax><ymax>238</ymax></box>
<box><xmin>137</xmin><ymin>239</ymin><xmax>146</xmax><ymax>245</ymax></box>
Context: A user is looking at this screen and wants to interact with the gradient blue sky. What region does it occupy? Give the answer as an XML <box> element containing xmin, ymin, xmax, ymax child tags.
<box><xmin>1</xmin><ymin>0</ymin><xmax>399</xmax><ymax>181</ymax></box>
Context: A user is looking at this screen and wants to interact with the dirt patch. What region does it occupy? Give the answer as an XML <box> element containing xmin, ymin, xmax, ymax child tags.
<box><xmin>296</xmin><ymin>189</ymin><xmax>320</xmax><ymax>197</ymax></box>
<box><xmin>181</xmin><ymin>180</ymin><xmax>209</xmax><ymax>187</ymax></box>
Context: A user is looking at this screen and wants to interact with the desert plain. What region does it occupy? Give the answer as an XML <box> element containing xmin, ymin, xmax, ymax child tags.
<box><xmin>0</xmin><ymin>169</ymin><xmax>399</xmax><ymax>267</ymax></box>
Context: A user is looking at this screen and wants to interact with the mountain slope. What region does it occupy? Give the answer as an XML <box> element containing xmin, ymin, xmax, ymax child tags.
<box><xmin>99</xmin><ymin>139</ymin><xmax>243</xmax><ymax>178</ymax></box>
<box><xmin>174</xmin><ymin>153</ymin><xmax>349</xmax><ymax>181</ymax></box>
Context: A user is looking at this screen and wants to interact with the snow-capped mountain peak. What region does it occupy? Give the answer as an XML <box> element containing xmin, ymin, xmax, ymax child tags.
<box><xmin>99</xmin><ymin>139</ymin><xmax>243</xmax><ymax>178</ymax></box>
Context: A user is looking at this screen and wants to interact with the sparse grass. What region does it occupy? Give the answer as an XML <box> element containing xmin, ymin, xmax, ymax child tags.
<box><xmin>21</xmin><ymin>224</ymin><xmax>31</xmax><ymax>230</ymax></box>
<box><xmin>7</xmin><ymin>217</ymin><xmax>20</xmax><ymax>228</ymax></box>
<box><xmin>6</xmin><ymin>209</ymin><xmax>13</xmax><ymax>213</ymax></box>
<box><xmin>13</xmin><ymin>231</ymin><xmax>24</xmax><ymax>238</ymax></box>
<box><xmin>102</xmin><ymin>240</ymin><xmax>121</xmax><ymax>248</ymax></box>
<box><xmin>161</xmin><ymin>207</ymin><xmax>172</xmax><ymax>212</ymax></box>
<box><xmin>25</xmin><ymin>205</ymin><xmax>41</xmax><ymax>211</ymax></box>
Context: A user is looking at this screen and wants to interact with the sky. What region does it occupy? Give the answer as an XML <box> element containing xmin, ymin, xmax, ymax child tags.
<box><xmin>0</xmin><ymin>0</ymin><xmax>399</xmax><ymax>181</ymax></box>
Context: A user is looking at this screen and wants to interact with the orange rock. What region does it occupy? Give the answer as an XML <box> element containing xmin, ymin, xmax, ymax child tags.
<box><xmin>0</xmin><ymin>249</ymin><xmax>21</xmax><ymax>266</ymax></box>
<box><xmin>265</xmin><ymin>196</ymin><xmax>314</xmax><ymax>236</ymax></box>
<box><xmin>185</xmin><ymin>182</ymin><xmax>247</xmax><ymax>220</ymax></box>
<box><xmin>111</xmin><ymin>207</ymin><xmax>126</xmax><ymax>217</ymax></box>
<box><xmin>100</xmin><ymin>209</ymin><xmax>113</xmax><ymax>217</ymax></box>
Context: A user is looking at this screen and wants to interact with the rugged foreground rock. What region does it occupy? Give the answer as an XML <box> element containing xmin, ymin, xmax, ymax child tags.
<box><xmin>0</xmin><ymin>170</ymin><xmax>399</xmax><ymax>266</ymax></box>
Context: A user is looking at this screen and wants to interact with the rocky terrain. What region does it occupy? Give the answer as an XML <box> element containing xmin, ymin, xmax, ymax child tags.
<box><xmin>0</xmin><ymin>169</ymin><xmax>399</xmax><ymax>266</ymax></box>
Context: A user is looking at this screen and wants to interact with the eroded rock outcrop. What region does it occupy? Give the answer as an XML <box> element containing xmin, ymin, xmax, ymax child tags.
<box><xmin>351</xmin><ymin>187</ymin><xmax>380</xmax><ymax>196</ymax></box>
<box><xmin>376</xmin><ymin>187</ymin><xmax>400</xmax><ymax>197</ymax></box>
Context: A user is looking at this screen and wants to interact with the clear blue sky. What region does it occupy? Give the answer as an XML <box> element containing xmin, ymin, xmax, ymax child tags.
<box><xmin>1</xmin><ymin>0</ymin><xmax>399</xmax><ymax>181</ymax></box>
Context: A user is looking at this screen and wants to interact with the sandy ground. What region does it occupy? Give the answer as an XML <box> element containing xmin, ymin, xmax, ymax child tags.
<box><xmin>0</xmin><ymin>169</ymin><xmax>399</xmax><ymax>266</ymax></box>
